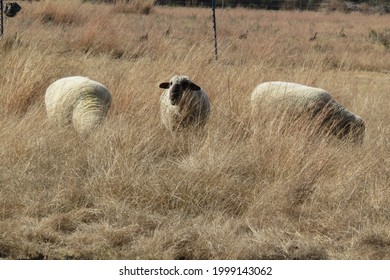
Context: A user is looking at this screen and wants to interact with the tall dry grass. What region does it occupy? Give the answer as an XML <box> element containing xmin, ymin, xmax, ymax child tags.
<box><xmin>0</xmin><ymin>2</ymin><xmax>389</xmax><ymax>259</ymax></box>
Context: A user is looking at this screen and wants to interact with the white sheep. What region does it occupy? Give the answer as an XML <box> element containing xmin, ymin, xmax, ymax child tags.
<box><xmin>45</xmin><ymin>76</ymin><xmax>112</xmax><ymax>135</ymax></box>
<box><xmin>159</xmin><ymin>75</ymin><xmax>210</xmax><ymax>131</ymax></box>
<box><xmin>250</xmin><ymin>81</ymin><xmax>365</xmax><ymax>142</ymax></box>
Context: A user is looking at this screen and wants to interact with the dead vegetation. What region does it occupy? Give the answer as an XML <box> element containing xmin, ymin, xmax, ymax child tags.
<box><xmin>0</xmin><ymin>2</ymin><xmax>389</xmax><ymax>260</ymax></box>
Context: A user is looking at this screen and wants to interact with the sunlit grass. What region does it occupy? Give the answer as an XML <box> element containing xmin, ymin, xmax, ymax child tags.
<box><xmin>0</xmin><ymin>2</ymin><xmax>389</xmax><ymax>259</ymax></box>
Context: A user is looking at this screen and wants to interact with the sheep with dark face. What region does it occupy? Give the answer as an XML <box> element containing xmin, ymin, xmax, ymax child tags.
<box><xmin>250</xmin><ymin>81</ymin><xmax>365</xmax><ymax>142</ymax></box>
<box><xmin>159</xmin><ymin>75</ymin><xmax>210</xmax><ymax>131</ymax></box>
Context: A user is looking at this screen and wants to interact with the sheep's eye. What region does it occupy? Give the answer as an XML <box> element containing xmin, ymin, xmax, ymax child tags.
<box><xmin>169</xmin><ymin>82</ymin><xmax>173</xmax><ymax>86</ymax></box>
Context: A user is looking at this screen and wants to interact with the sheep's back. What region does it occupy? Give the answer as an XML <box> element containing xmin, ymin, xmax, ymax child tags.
<box><xmin>251</xmin><ymin>81</ymin><xmax>332</xmax><ymax>111</ymax></box>
<box><xmin>250</xmin><ymin>81</ymin><xmax>365</xmax><ymax>143</ymax></box>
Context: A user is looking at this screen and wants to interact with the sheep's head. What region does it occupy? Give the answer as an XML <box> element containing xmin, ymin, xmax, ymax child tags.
<box><xmin>159</xmin><ymin>75</ymin><xmax>201</xmax><ymax>105</ymax></box>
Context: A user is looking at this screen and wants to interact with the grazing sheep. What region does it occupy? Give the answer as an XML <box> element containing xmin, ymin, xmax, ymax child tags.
<box><xmin>45</xmin><ymin>76</ymin><xmax>112</xmax><ymax>135</ymax></box>
<box><xmin>159</xmin><ymin>75</ymin><xmax>210</xmax><ymax>131</ymax></box>
<box><xmin>250</xmin><ymin>81</ymin><xmax>365</xmax><ymax>142</ymax></box>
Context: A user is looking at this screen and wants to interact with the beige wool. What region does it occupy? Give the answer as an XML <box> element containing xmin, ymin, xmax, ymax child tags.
<box><xmin>250</xmin><ymin>81</ymin><xmax>365</xmax><ymax>142</ymax></box>
<box><xmin>45</xmin><ymin>76</ymin><xmax>112</xmax><ymax>135</ymax></box>
<box><xmin>159</xmin><ymin>75</ymin><xmax>210</xmax><ymax>131</ymax></box>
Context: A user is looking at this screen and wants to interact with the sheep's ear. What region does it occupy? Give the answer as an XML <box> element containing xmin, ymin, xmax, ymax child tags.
<box><xmin>159</xmin><ymin>82</ymin><xmax>170</xmax><ymax>89</ymax></box>
<box><xmin>190</xmin><ymin>82</ymin><xmax>201</xmax><ymax>91</ymax></box>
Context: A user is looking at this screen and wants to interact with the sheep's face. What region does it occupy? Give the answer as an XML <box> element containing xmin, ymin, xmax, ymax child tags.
<box><xmin>159</xmin><ymin>76</ymin><xmax>201</xmax><ymax>105</ymax></box>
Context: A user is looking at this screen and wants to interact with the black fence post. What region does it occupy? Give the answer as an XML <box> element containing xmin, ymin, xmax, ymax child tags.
<box><xmin>1</xmin><ymin>0</ymin><xmax>4</xmax><ymax>36</ymax></box>
<box><xmin>212</xmin><ymin>0</ymin><xmax>218</xmax><ymax>60</ymax></box>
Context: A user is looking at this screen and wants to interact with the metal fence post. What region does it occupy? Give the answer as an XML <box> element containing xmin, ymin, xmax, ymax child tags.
<box><xmin>1</xmin><ymin>0</ymin><xmax>4</xmax><ymax>36</ymax></box>
<box><xmin>212</xmin><ymin>0</ymin><xmax>218</xmax><ymax>60</ymax></box>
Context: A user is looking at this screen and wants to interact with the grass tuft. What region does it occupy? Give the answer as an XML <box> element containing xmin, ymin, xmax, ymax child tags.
<box><xmin>111</xmin><ymin>0</ymin><xmax>156</xmax><ymax>15</ymax></box>
<box><xmin>32</xmin><ymin>1</ymin><xmax>86</xmax><ymax>26</ymax></box>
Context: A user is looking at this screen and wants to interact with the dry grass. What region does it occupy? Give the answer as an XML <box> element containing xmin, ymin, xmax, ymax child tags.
<box><xmin>111</xmin><ymin>0</ymin><xmax>156</xmax><ymax>15</ymax></box>
<box><xmin>0</xmin><ymin>2</ymin><xmax>390</xmax><ymax>260</ymax></box>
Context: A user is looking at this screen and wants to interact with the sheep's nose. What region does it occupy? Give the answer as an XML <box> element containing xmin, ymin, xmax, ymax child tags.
<box><xmin>172</xmin><ymin>84</ymin><xmax>181</xmax><ymax>94</ymax></box>
<box><xmin>170</xmin><ymin>91</ymin><xmax>181</xmax><ymax>105</ymax></box>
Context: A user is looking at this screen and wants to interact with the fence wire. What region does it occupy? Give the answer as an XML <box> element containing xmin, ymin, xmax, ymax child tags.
<box><xmin>155</xmin><ymin>0</ymin><xmax>390</xmax><ymax>11</ymax></box>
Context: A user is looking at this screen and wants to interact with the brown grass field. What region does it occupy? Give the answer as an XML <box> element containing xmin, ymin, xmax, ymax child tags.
<box><xmin>0</xmin><ymin>0</ymin><xmax>390</xmax><ymax>260</ymax></box>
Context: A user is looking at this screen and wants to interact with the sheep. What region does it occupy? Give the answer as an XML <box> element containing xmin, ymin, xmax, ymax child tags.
<box><xmin>159</xmin><ymin>75</ymin><xmax>210</xmax><ymax>131</ymax></box>
<box><xmin>45</xmin><ymin>76</ymin><xmax>112</xmax><ymax>135</ymax></box>
<box><xmin>250</xmin><ymin>81</ymin><xmax>365</xmax><ymax>142</ymax></box>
